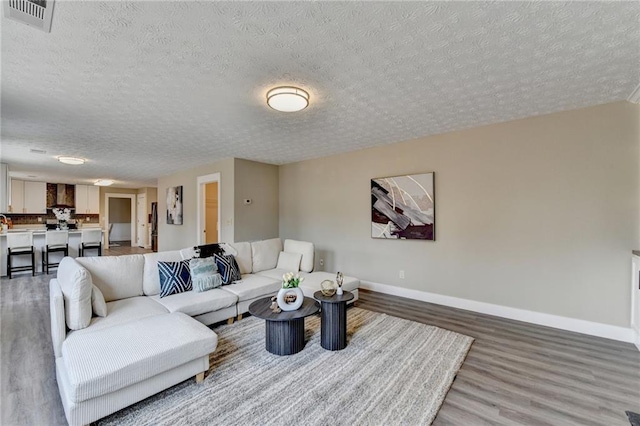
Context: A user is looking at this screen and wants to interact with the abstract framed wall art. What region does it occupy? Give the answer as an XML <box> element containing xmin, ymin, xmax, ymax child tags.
<box><xmin>166</xmin><ymin>185</ymin><xmax>183</xmax><ymax>225</ymax></box>
<box><xmin>371</xmin><ymin>173</ymin><xmax>435</xmax><ymax>240</ymax></box>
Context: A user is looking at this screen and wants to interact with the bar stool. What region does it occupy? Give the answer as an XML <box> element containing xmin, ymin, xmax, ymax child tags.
<box><xmin>79</xmin><ymin>229</ymin><xmax>102</xmax><ymax>257</ymax></box>
<box><xmin>42</xmin><ymin>230</ymin><xmax>69</xmax><ymax>274</ymax></box>
<box><xmin>6</xmin><ymin>232</ymin><xmax>35</xmax><ymax>278</ymax></box>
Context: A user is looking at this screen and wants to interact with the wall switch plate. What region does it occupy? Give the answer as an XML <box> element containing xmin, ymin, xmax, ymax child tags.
<box><xmin>399</xmin><ymin>270</ymin><xmax>405</xmax><ymax>279</ymax></box>
<box><xmin>319</xmin><ymin>259</ymin><xmax>324</xmax><ymax>267</ymax></box>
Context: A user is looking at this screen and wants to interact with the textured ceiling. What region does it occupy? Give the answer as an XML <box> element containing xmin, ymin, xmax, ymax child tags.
<box><xmin>2</xmin><ymin>1</ymin><xmax>639</xmax><ymax>187</ymax></box>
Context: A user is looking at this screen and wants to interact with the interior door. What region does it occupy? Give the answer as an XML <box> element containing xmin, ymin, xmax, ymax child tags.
<box><xmin>137</xmin><ymin>194</ymin><xmax>147</xmax><ymax>247</ymax></box>
<box><xmin>205</xmin><ymin>182</ymin><xmax>218</xmax><ymax>244</ymax></box>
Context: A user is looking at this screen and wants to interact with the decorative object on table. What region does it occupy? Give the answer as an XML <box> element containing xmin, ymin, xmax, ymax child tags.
<box><xmin>166</xmin><ymin>185</ymin><xmax>183</xmax><ymax>225</ymax></box>
<box><xmin>320</xmin><ymin>279</ymin><xmax>337</xmax><ymax>296</ymax></box>
<box><xmin>52</xmin><ymin>207</ymin><xmax>71</xmax><ymax>230</ymax></box>
<box><xmin>371</xmin><ymin>172</ymin><xmax>435</xmax><ymax>240</ymax></box>
<box><xmin>269</xmin><ymin>296</ymin><xmax>282</xmax><ymax>313</ymax></box>
<box><xmin>336</xmin><ymin>272</ymin><xmax>344</xmax><ymax>296</ymax></box>
<box><xmin>277</xmin><ymin>272</ymin><xmax>304</xmax><ymax>311</ymax></box>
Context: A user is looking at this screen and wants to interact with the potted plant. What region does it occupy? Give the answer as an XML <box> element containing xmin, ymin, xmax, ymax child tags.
<box><xmin>277</xmin><ymin>272</ymin><xmax>304</xmax><ymax>311</ymax></box>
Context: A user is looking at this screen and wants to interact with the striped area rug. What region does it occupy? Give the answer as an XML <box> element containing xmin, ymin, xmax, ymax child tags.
<box><xmin>98</xmin><ymin>308</ymin><xmax>473</xmax><ymax>426</ymax></box>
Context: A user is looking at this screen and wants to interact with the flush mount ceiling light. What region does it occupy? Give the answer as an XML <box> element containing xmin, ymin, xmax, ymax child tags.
<box><xmin>57</xmin><ymin>156</ymin><xmax>85</xmax><ymax>165</ymax></box>
<box><xmin>266</xmin><ymin>86</ymin><xmax>309</xmax><ymax>112</ymax></box>
<box><xmin>94</xmin><ymin>179</ymin><xmax>114</xmax><ymax>186</ymax></box>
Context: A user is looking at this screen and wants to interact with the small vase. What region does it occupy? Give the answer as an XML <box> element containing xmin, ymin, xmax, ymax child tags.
<box><xmin>277</xmin><ymin>287</ymin><xmax>304</xmax><ymax>311</ymax></box>
<box><xmin>59</xmin><ymin>221</ymin><xmax>69</xmax><ymax>230</ymax></box>
<box><xmin>337</xmin><ymin>286</ymin><xmax>343</xmax><ymax>296</ymax></box>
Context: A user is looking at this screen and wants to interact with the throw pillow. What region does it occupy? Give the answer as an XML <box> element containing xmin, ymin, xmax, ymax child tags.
<box><xmin>195</xmin><ymin>243</ymin><xmax>226</xmax><ymax>258</ymax></box>
<box><xmin>276</xmin><ymin>251</ymin><xmax>302</xmax><ymax>272</ymax></box>
<box><xmin>189</xmin><ymin>257</ymin><xmax>223</xmax><ymax>292</ymax></box>
<box><xmin>56</xmin><ymin>257</ymin><xmax>93</xmax><ymax>330</ymax></box>
<box><xmin>213</xmin><ymin>253</ymin><xmax>242</xmax><ymax>285</ymax></box>
<box><xmin>91</xmin><ymin>284</ymin><xmax>107</xmax><ymax>317</ymax></box>
<box><xmin>158</xmin><ymin>260</ymin><xmax>193</xmax><ymax>298</ymax></box>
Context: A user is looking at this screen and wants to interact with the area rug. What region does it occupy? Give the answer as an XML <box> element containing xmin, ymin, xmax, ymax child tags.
<box><xmin>97</xmin><ymin>308</ymin><xmax>473</xmax><ymax>426</ymax></box>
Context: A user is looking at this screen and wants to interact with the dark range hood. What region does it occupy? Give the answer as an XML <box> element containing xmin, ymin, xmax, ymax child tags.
<box><xmin>46</xmin><ymin>183</ymin><xmax>75</xmax><ymax>209</ymax></box>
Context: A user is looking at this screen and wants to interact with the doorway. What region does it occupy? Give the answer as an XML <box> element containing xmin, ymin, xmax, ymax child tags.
<box><xmin>197</xmin><ymin>173</ymin><xmax>220</xmax><ymax>245</ymax></box>
<box><xmin>104</xmin><ymin>193</ymin><xmax>136</xmax><ymax>250</ymax></box>
<box><xmin>108</xmin><ymin>198</ymin><xmax>132</xmax><ymax>247</ymax></box>
<box><xmin>205</xmin><ymin>182</ymin><xmax>218</xmax><ymax>244</ymax></box>
<box><xmin>137</xmin><ymin>194</ymin><xmax>148</xmax><ymax>248</ymax></box>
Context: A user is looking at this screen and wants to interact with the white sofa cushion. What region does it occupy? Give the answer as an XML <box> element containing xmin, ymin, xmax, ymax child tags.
<box><xmin>57</xmin><ymin>258</ymin><xmax>93</xmax><ymax>330</ymax></box>
<box><xmin>255</xmin><ymin>268</ymin><xmax>309</xmax><ymax>282</ymax></box>
<box><xmin>76</xmin><ymin>255</ymin><xmax>144</xmax><ymax>302</ymax></box>
<box><xmin>151</xmin><ymin>289</ymin><xmax>237</xmax><ymax>317</ymax></box>
<box><xmin>251</xmin><ymin>238</ymin><xmax>282</xmax><ymax>273</ymax></box>
<box><xmin>70</xmin><ymin>297</ymin><xmax>169</xmax><ymax>336</ymax></box>
<box><xmin>221</xmin><ymin>274</ymin><xmax>281</xmax><ymax>302</ymax></box>
<box><xmin>91</xmin><ymin>285</ymin><xmax>107</xmax><ymax>317</ymax></box>
<box><xmin>284</xmin><ymin>239</ymin><xmax>315</xmax><ymax>272</ymax></box>
<box><xmin>61</xmin><ymin>312</ymin><xmax>218</xmax><ymax>403</ymax></box>
<box><xmin>179</xmin><ymin>246</ymin><xmax>197</xmax><ymax>260</ymax></box>
<box><xmin>276</xmin><ymin>251</ymin><xmax>302</xmax><ymax>272</ymax></box>
<box><xmin>228</xmin><ymin>242</ymin><xmax>252</xmax><ymax>275</ymax></box>
<box><xmin>142</xmin><ymin>250</ymin><xmax>184</xmax><ymax>296</ymax></box>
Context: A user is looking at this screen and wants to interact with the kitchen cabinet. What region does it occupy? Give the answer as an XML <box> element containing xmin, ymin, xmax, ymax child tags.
<box><xmin>10</xmin><ymin>179</ymin><xmax>46</xmax><ymax>213</ymax></box>
<box><xmin>75</xmin><ymin>185</ymin><xmax>100</xmax><ymax>214</ymax></box>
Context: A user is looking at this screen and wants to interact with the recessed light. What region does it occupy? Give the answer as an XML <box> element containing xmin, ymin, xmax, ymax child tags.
<box><xmin>94</xmin><ymin>179</ymin><xmax>114</xmax><ymax>186</ymax></box>
<box><xmin>266</xmin><ymin>86</ymin><xmax>310</xmax><ymax>112</ymax></box>
<box><xmin>58</xmin><ymin>156</ymin><xmax>85</xmax><ymax>165</ymax></box>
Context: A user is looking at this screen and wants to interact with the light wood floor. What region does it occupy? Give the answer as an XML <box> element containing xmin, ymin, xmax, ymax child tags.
<box><xmin>1</xmin><ymin>275</ymin><xmax>638</xmax><ymax>425</ymax></box>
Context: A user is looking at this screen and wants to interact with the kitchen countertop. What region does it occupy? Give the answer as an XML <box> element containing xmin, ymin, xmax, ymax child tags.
<box><xmin>0</xmin><ymin>228</ymin><xmax>104</xmax><ymax>236</ymax></box>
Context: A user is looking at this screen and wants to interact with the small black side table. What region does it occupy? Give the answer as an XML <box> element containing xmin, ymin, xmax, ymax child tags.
<box><xmin>248</xmin><ymin>296</ymin><xmax>320</xmax><ymax>356</ymax></box>
<box><xmin>314</xmin><ymin>290</ymin><xmax>354</xmax><ymax>351</ymax></box>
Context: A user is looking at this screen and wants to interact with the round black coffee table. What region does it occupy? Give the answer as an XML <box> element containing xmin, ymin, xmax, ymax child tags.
<box><xmin>314</xmin><ymin>290</ymin><xmax>354</xmax><ymax>351</ymax></box>
<box><xmin>248</xmin><ymin>296</ymin><xmax>320</xmax><ymax>356</ymax></box>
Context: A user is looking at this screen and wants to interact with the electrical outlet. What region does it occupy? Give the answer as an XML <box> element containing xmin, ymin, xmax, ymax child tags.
<box><xmin>399</xmin><ymin>270</ymin><xmax>405</xmax><ymax>279</ymax></box>
<box><xmin>319</xmin><ymin>259</ymin><xmax>324</xmax><ymax>267</ymax></box>
<box><xmin>86</xmin><ymin>217</ymin><xmax>90</xmax><ymax>221</ymax></box>
<box><xmin>37</xmin><ymin>217</ymin><xmax>42</xmax><ymax>222</ymax></box>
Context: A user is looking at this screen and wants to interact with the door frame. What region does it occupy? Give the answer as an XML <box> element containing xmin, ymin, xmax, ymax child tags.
<box><xmin>104</xmin><ymin>193</ymin><xmax>136</xmax><ymax>250</ymax></box>
<box><xmin>197</xmin><ymin>173</ymin><xmax>220</xmax><ymax>245</ymax></box>
<box><xmin>136</xmin><ymin>193</ymin><xmax>148</xmax><ymax>248</ymax></box>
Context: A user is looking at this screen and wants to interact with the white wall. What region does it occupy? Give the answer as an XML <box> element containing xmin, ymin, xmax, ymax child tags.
<box><xmin>279</xmin><ymin>101</ymin><xmax>640</xmax><ymax>328</ymax></box>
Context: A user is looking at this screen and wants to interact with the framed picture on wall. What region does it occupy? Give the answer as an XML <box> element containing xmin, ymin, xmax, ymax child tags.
<box><xmin>371</xmin><ymin>172</ymin><xmax>435</xmax><ymax>240</ymax></box>
<box><xmin>166</xmin><ymin>186</ymin><xmax>183</xmax><ymax>225</ymax></box>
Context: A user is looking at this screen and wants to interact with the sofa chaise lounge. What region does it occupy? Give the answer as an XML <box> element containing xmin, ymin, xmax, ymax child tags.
<box><xmin>51</xmin><ymin>238</ymin><xmax>359</xmax><ymax>425</ymax></box>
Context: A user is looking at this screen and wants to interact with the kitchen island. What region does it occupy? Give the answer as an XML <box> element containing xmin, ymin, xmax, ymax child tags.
<box><xmin>1</xmin><ymin>228</ymin><xmax>104</xmax><ymax>277</ymax></box>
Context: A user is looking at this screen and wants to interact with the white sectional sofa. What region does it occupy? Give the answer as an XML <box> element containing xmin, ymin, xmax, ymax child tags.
<box><xmin>50</xmin><ymin>238</ymin><xmax>359</xmax><ymax>425</ymax></box>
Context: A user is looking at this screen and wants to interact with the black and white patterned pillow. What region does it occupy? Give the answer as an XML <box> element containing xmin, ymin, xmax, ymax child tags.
<box><xmin>213</xmin><ymin>253</ymin><xmax>242</xmax><ymax>285</ymax></box>
<box><xmin>158</xmin><ymin>260</ymin><xmax>192</xmax><ymax>297</ymax></box>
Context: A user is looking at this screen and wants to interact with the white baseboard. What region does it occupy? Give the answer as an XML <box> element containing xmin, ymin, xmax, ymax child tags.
<box><xmin>360</xmin><ymin>280</ymin><xmax>636</xmax><ymax>344</ymax></box>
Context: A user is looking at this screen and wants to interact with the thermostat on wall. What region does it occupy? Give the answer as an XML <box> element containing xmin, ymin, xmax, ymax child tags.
<box><xmin>244</xmin><ymin>199</ymin><xmax>252</xmax><ymax>205</ymax></box>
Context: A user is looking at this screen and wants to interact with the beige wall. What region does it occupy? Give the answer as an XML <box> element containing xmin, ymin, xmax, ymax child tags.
<box><xmin>108</xmin><ymin>198</ymin><xmax>131</xmax><ymax>223</ymax></box>
<box><xmin>99</xmin><ymin>187</ymin><xmax>138</xmax><ymax>226</ymax></box>
<box><xmin>234</xmin><ymin>158</ymin><xmax>279</xmax><ymax>242</ymax></box>
<box><xmin>279</xmin><ymin>101</ymin><xmax>640</xmax><ymax>327</ymax></box>
<box><xmin>157</xmin><ymin>158</ymin><xmax>235</xmax><ymax>251</ymax></box>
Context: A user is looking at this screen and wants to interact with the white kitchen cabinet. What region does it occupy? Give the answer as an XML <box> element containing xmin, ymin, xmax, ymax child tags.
<box><xmin>24</xmin><ymin>181</ymin><xmax>47</xmax><ymax>213</ymax></box>
<box><xmin>10</xmin><ymin>179</ymin><xmax>46</xmax><ymax>213</ymax></box>
<box><xmin>75</xmin><ymin>185</ymin><xmax>100</xmax><ymax>214</ymax></box>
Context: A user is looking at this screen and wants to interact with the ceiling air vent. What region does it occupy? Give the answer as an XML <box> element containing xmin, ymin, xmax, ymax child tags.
<box><xmin>4</xmin><ymin>0</ymin><xmax>54</xmax><ymax>32</ymax></box>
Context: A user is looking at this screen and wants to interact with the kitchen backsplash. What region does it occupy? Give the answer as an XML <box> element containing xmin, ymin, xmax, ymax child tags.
<box><xmin>5</xmin><ymin>213</ymin><xmax>99</xmax><ymax>225</ymax></box>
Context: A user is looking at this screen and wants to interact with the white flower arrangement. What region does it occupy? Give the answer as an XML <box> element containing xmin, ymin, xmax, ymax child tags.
<box><xmin>282</xmin><ymin>272</ymin><xmax>303</xmax><ymax>289</ymax></box>
<box><xmin>52</xmin><ymin>208</ymin><xmax>71</xmax><ymax>222</ymax></box>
